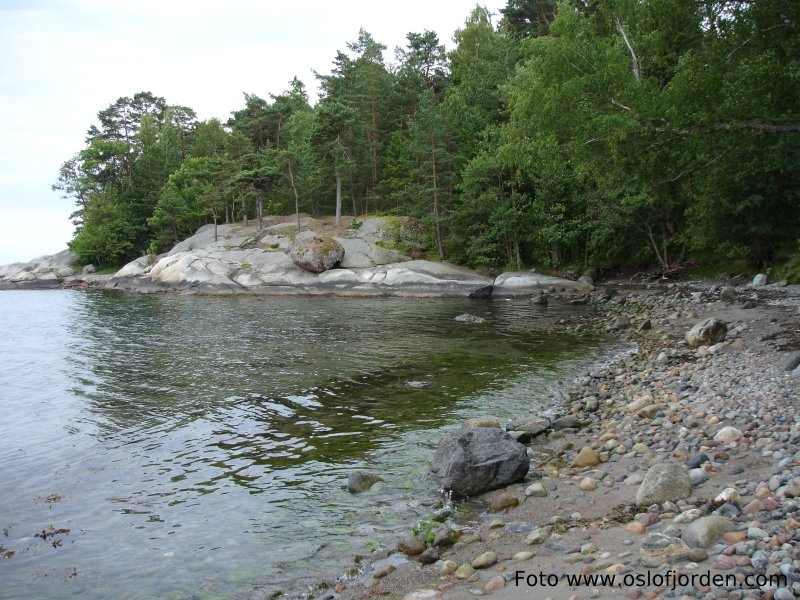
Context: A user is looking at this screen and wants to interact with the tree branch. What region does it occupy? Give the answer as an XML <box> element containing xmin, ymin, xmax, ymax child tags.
<box><xmin>611</xmin><ymin>97</ymin><xmax>632</xmax><ymax>111</ymax></box>
<box><xmin>657</xmin><ymin>151</ymin><xmax>727</xmax><ymax>184</ymax></box>
<box><xmin>615</xmin><ymin>17</ymin><xmax>641</xmax><ymax>84</ymax></box>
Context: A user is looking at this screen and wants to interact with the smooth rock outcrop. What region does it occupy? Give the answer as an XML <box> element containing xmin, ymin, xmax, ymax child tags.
<box><xmin>430</xmin><ymin>427</ymin><xmax>529</xmax><ymax>496</ymax></box>
<box><xmin>112</xmin><ymin>246</ymin><xmax>493</xmax><ymax>297</ymax></box>
<box><xmin>336</xmin><ymin>237</ymin><xmax>406</xmax><ymax>268</ymax></box>
<box><xmin>685</xmin><ymin>318</ymin><xmax>728</xmax><ymax>347</ymax></box>
<box><xmin>636</xmin><ymin>463</ymin><xmax>692</xmax><ymax>505</ymax></box>
<box><xmin>0</xmin><ymin>249</ymin><xmax>79</xmax><ymax>289</ymax></box>
<box><xmin>114</xmin><ymin>254</ymin><xmax>157</xmax><ymax>278</ymax></box>
<box><xmin>492</xmin><ymin>271</ymin><xmax>593</xmax><ymax>296</ymax></box>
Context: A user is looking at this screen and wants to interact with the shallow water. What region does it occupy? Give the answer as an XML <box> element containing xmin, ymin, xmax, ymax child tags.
<box><xmin>0</xmin><ymin>290</ymin><xmax>620</xmax><ymax>599</ymax></box>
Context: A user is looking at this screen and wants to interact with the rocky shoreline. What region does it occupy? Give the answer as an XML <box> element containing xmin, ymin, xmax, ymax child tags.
<box><xmin>0</xmin><ymin>217</ymin><xmax>592</xmax><ymax>298</ymax></box>
<box><xmin>326</xmin><ymin>279</ymin><xmax>800</xmax><ymax>600</ymax></box>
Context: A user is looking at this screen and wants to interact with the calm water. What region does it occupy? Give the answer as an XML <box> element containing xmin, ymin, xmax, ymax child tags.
<box><xmin>0</xmin><ymin>290</ymin><xmax>618</xmax><ymax>599</ymax></box>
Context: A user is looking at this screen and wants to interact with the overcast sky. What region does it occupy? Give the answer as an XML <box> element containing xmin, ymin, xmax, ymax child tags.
<box><xmin>0</xmin><ymin>0</ymin><xmax>503</xmax><ymax>265</ymax></box>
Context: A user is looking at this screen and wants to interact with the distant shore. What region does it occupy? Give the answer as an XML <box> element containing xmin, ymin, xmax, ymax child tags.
<box><xmin>0</xmin><ymin>217</ymin><xmax>593</xmax><ymax>298</ymax></box>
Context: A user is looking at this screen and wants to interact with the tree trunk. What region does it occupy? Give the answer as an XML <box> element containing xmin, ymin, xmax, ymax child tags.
<box><xmin>646</xmin><ymin>224</ymin><xmax>669</xmax><ymax>271</ymax></box>
<box><xmin>256</xmin><ymin>196</ymin><xmax>263</xmax><ymax>228</ymax></box>
<box><xmin>335</xmin><ymin>174</ymin><xmax>342</xmax><ymax>228</ymax></box>
<box><xmin>242</xmin><ymin>195</ymin><xmax>248</xmax><ymax>227</ymax></box>
<box><xmin>370</xmin><ymin>91</ymin><xmax>379</xmax><ymax>211</ymax></box>
<box><xmin>287</xmin><ymin>160</ymin><xmax>301</xmax><ymax>229</ymax></box>
<box><xmin>431</xmin><ymin>144</ymin><xmax>444</xmax><ymax>260</ymax></box>
<box><xmin>349</xmin><ymin>172</ymin><xmax>358</xmax><ymax>216</ymax></box>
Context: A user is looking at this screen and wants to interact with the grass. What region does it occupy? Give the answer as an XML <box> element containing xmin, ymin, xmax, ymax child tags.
<box><xmin>772</xmin><ymin>254</ymin><xmax>800</xmax><ymax>284</ymax></box>
<box><xmin>684</xmin><ymin>256</ymin><xmax>750</xmax><ymax>280</ymax></box>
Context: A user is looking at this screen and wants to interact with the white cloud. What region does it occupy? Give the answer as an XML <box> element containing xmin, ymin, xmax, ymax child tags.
<box><xmin>0</xmin><ymin>0</ymin><xmax>504</xmax><ymax>265</ymax></box>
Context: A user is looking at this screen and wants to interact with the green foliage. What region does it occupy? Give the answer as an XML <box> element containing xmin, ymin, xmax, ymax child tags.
<box><xmin>56</xmin><ymin>2</ymin><xmax>800</xmax><ymax>272</ymax></box>
<box><xmin>68</xmin><ymin>191</ymin><xmax>136</xmax><ymax>266</ymax></box>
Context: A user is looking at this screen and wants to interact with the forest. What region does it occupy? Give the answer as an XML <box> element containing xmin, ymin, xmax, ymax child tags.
<box><xmin>54</xmin><ymin>0</ymin><xmax>800</xmax><ymax>275</ymax></box>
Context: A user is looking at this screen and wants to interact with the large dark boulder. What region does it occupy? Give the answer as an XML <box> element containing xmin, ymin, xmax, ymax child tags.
<box><xmin>430</xmin><ymin>427</ymin><xmax>529</xmax><ymax>497</ymax></box>
<box><xmin>290</xmin><ymin>234</ymin><xmax>344</xmax><ymax>273</ymax></box>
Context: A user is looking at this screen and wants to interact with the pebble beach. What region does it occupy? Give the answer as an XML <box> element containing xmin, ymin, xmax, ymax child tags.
<box><xmin>331</xmin><ymin>278</ymin><xmax>800</xmax><ymax>600</ymax></box>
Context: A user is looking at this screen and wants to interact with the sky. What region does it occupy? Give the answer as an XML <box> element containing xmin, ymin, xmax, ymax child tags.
<box><xmin>0</xmin><ymin>0</ymin><xmax>504</xmax><ymax>265</ymax></box>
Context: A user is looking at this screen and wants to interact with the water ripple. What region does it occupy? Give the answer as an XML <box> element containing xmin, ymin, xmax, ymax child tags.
<box><xmin>0</xmin><ymin>290</ymin><xmax>624</xmax><ymax>599</ymax></box>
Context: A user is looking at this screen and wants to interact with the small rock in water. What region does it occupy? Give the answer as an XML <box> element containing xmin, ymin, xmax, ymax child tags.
<box><xmin>531</xmin><ymin>293</ymin><xmax>548</xmax><ymax>306</ymax></box>
<box><xmin>579</xmin><ymin>477</ymin><xmax>599</xmax><ymax>491</ymax></box>
<box><xmin>397</xmin><ymin>535</ymin><xmax>426</xmax><ymax>556</ymax></box>
<box><xmin>454</xmin><ymin>313</ymin><xmax>486</xmax><ymax>324</ymax></box>
<box><xmin>513</xmin><ymin>551</ymin><xmax>534</xmax><ymax>561</ymax></box>
<box><xmin>347</xmin><ymin>471</ymin><xmax>382</xmax><ymax>493</ymax></box>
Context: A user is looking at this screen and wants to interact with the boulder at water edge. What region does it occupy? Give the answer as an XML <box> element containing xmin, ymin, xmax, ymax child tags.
<box><xmin>685</xmin><ymin>318</ymin><xmax>727</xmax><ymax>347</ymax></box>
<box><xmin>636</xmin><ymin>463</ymin><xmax>692</xmax><ymax>505</ymax></box>
<box><xmin>430</xmin><ymin>427</ymin><xmax>529</xmax><ymax>496</ymax></box>
<box><xmin>289</xmin><ymin>233</ymin><xmax>344</xmax><ymax>273</ymax></box>
<box><xmin>347</xmin><ymin>471</ymin><xmax>382</xmax><ymax>493</ymax></box>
